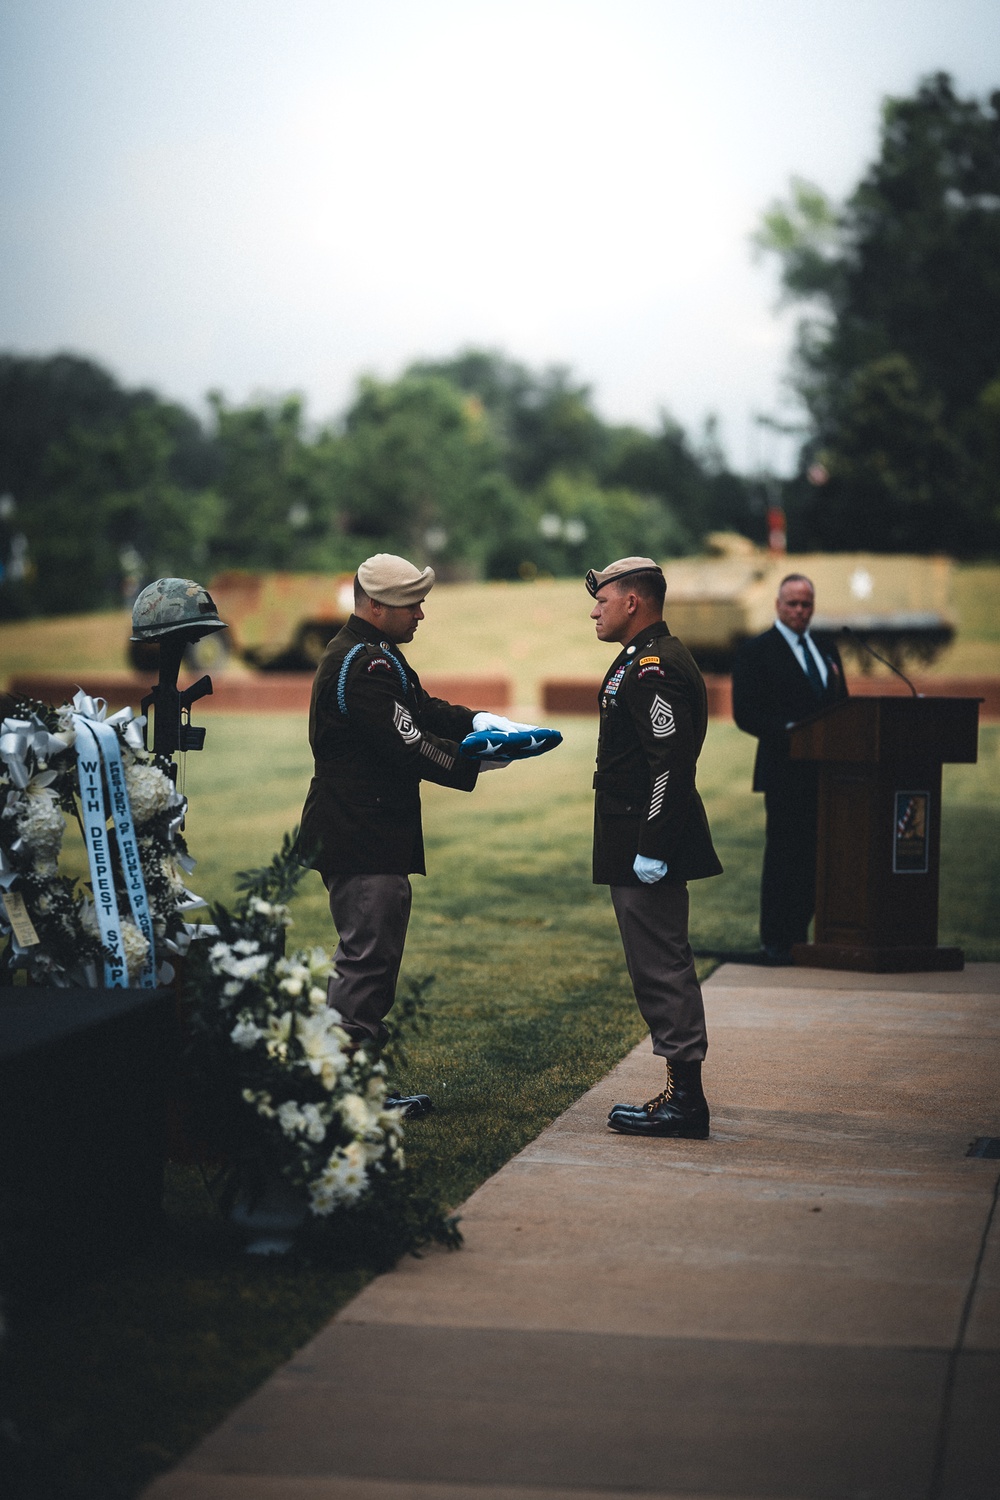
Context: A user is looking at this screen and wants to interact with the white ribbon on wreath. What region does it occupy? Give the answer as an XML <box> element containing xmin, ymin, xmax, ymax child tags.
<box><xmin>1</xmin><ymin>690</ymin><xmax>204</xmax><ymax>987</ymax></box>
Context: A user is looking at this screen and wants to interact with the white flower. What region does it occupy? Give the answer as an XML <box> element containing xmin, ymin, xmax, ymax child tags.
<box><xmin>120</xmin><ymin>919</ymin><xmax>150</xmax><ymax>979</ymax></box>
<box><xmin>250</xmin><ymin>896</ymin><xmax>292</xmax><ymax>926</ymax></box>
<box><xmin>208</xmin><ymin>940</ymin><xmax>270</xmax><ymax>987</ymax></box>
<box><xmin>338</xmin><ymin>1091</ymin><xmax>381</xmax><ymax>1137</ymax></box>
<box><xmin>295</xmin><ymin>1009</ymin><xmax>349</xmax><ymax>1088</ymax></box>
<box><xmin>160</xmin><ymin>856</ymin><xmax>189</xmax><ymax>900</ymax></box>
<box><xmin>263</xmin><ymin>1010</ymin><xmax>294</xmax><ymax>1058</ymax></box>
<box><xmin>277</xmin><ymin>1100</ymin><xmax>307</xmax><ymax>1137</ymax></box>
<box><xmin>16</xmin><ymin>789</ymin><xmax>65</xmax><ymax>876</ymax></box>
<box><xmin>277</xmin><ymin>964</ymin><xmax>308</xmax><ymax>997</ymax></box>
<box><xmin>276</xmin><ymin>1100</ymin><xmax>329</xmax><ymax>1143</ymax></box>
<box><xmin>124</xmin><ymin>762</ymin><xmax>175</xmax><ymax>825</ymax></box>
<box><xmin>308</xmin><ymin>1143</ymin><xmax>369</xmax><ymax>1215</ymax></box>
<box><xmin>230</xmin><ymin>1016</ymin><xmax>263</xmax><ymax>1049</ymax></box>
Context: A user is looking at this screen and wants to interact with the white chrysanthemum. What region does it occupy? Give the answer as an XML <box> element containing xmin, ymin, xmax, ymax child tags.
<box><xmin>17</xmin><ymin>789</ymin><xmax>65</xmax><ymax>876</ymax></box>
<box><xmin>160</xmin><ymin>856</ymin><xmax>189</xmax><ymax>900</ymax></box>
<box><xmin>276</xmin><ymin>1100</ymin><xmax>329</xmax><ymax>1143</ymax></box>
<box><xmin>276</xmin><ymin>1100</ymin><xmax>307</xmax><ymax>1137</ymax></box>
<box><xmin>124</xmin><ymin>762</ymin><xmax>175</xmax><ymax>825</ymax></box>
<box><xmin>231</xmin><ymin>1016</ymin><xmax>263</xmax><ymax>1049</ymax></box>
<box><xmin>308</xmin><ymin>1143</ymin><xmax>369</xmax><ymax>1214</ymax></box>
<box><xmin>121</xmin><ymin>919</ymin><xmax>150</xmax><ymax>979</ymax></box>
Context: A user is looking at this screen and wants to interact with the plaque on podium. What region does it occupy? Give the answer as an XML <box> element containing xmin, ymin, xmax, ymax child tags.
<box><xmin>789</xmin><ymin>697</ymin><xmax>980</xmax><ymax>972</ymax></box>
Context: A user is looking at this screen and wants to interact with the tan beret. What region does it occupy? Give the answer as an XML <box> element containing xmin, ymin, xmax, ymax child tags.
<box><xmin>357</xmin><ymin>553</ymin><xmax>435</xmax><ymax>607</ymax></box>
<box><xmin>585</xmin><ymin>556</ymin><xmax>664</xmax><ymax>597</ymax></box>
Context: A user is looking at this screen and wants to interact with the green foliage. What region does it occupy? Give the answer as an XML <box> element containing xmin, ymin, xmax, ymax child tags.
<box><xmin>759</xmin><ymin>74</ymin><xmax>1000</xmax><ymax>553</ymax></box>
<box><xmin>206</xmin><ymin>392</ymin><xmax>356</xmax><ymax>574</ymax></box>
<box><xmin>2</xmin><ymin>345</ymin><xmax>758</xmax><ymax>619</ymax></box>
<box><xmin>334</xmin><ymin>373</ymin><xmax>516</xmax><ymax>570</ymax></box>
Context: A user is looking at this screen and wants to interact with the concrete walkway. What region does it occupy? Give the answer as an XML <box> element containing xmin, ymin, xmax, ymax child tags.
<box><xmin>146</xmin><ymin>963</ymin><xmax>1000</xmax><ymax>1500</ymax></box>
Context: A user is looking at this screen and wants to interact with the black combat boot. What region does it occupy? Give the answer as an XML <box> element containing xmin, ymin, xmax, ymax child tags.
<box><xmin>385</xmin><ymin>1092</ymin><xmax>433</xmax><ymax>1119</ymax></box>
<box><xmin>607</xmin><ymin>1059</ymin><xmax>710</xmax><ymax>1138</ymax></box>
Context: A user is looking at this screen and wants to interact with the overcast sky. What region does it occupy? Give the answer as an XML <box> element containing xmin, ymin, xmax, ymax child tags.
<box><xmin>1</xmin><ymin>0</ymin><xmax>998</xmax><ymax>473</ymax></box>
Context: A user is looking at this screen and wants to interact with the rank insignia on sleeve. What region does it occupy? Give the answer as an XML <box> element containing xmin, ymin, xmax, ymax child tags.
<box><xmin>649</xmin><ymin>694</ymin><xmax>676</xmax><ymax>738</ymax></box>
<box><xmin>639</xmin><ymin>656</ymin><xmax>660</xmax><ymax>666</ymax></box>
<box><xmin>393</xmin><ymin>700</ymin><xmax>421</xmax><ymax>744</ymax></box>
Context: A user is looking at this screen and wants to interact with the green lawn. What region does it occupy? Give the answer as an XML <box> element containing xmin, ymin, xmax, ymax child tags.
<box><xmin>2</xmin><ymin>715</ymin><xmax>997</xmax><ymax>1500</ymax></box>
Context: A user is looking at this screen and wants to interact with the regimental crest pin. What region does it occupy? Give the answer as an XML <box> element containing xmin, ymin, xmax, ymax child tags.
<box><xmin>393</xmin><ymin>700</ymin><xmax>421</xmax><ymax>743</ymax></box>
<box><xmin>649</xmin><ymin>694</ymin><xmax>676</xmax><ymax>738</ymax></box>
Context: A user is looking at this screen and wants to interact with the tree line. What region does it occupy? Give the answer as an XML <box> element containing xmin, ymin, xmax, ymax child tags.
<box><xmin>0</xmin><ymin>347</ymin><xmax>756</xmax><ymax>618</ymax></box>
<box><xmin>1</xmin><ymin>73</ymin><xmax>997</xmax><ymax>620</ymax></box>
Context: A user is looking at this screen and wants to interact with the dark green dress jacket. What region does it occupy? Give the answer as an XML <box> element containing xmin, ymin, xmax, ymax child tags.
<box><xmin>299</xmin><ymin>615</ymin><xmax>478</xmax><ymax>879</ymax></box>
<box><xmin>593</xmin><ymin>621</ymin><xmax>723</xmax><ymax>887</ymax></box>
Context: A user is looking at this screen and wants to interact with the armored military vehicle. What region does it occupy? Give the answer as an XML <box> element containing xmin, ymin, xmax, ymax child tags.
<box><xmin>128</xmin><ymin>570</ymin><xmax>356</xmax><ymax>673</ymax></box>
<box><xmin>661</xmin><ymin>534</ymin><xmax>955</xmax><ymax>673</ymax></box>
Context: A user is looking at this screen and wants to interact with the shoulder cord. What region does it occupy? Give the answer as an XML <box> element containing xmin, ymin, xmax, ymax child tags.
<box><xmin>336</xmin><ymin>642</ymin><xmax>409</xmax><ymax>717</ymax></box>
<box><xmin>378</xmin><ymin>644</ymin><xmax>410</xmax><ymax>696</ymax></box>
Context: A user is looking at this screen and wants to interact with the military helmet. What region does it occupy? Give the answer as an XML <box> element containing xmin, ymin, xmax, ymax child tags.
<box><xmin>130</xmin><ymin>578</ymin><xmax>227</xmax><ymax>643</ymax></box>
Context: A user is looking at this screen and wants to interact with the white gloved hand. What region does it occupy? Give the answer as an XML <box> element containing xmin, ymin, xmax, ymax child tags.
<box><xmin>633</xmin><ymin>854</ymin><xmax>668</xmax><ymax>884</ymax></box>
<box><xmin>472</xmin><ymin>712</ymin><xmax>542</xmax><ymax>734</ymax></box>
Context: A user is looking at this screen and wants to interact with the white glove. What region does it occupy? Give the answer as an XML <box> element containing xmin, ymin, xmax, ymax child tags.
<box><xmin>633</xmin><ymin>854</ymin><xmax>668</xmax><ymax>884</ymax></box>
<box><xmin>472</xmin><ymin>712</ymin><xmax>541</xmax><ymax>734</ymax></box>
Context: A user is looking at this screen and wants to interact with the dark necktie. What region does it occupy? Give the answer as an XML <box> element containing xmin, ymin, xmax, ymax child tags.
<box><xmin>798</xmin><ymin>634</ymin><xmax>824</xmax><ymax>696</ymax></box>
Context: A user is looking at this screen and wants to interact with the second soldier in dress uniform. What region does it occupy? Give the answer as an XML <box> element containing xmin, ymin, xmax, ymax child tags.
<box><xmin>587</xmin><ymin>557</ymin><xmax>722</xmax><ymax>1138</ymax></box>
<box><xmin>299</xmin><ymin>553</ymin><xmax>519</xmax><ymax>1116</ymax></box>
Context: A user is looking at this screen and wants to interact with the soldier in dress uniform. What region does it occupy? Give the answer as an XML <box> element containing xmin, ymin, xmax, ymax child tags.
<box><xmin>587</xmin><ymin>557</ymin><xmax>723</xmax><ymax>1138</ymax></box>
<box><xmin>299</xmin><ymin>553</ymin><xmax>513</xmax><ymax>1115</ymax></box>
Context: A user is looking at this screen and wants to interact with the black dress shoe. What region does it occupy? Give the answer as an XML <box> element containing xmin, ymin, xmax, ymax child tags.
<box><xmin>385</xmin><ymin>1092</ymin><xmax>433</xmax><ymax>1119</ymax></box>
<box><xmin>608</xmin><ymin>1059</ymin><xmax>709</xmax><ymax>1139</ymax></box>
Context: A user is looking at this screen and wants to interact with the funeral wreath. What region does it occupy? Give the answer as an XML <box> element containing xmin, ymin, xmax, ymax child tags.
<box><xmin>0</xmin><ymin>696</ymin><xmax>459</xmax><ymax>1255</ymax></box>
<box><xmin>0</xmin><ymin>692</ymin><xmax>201</xmax><ymax>986</ymax></box>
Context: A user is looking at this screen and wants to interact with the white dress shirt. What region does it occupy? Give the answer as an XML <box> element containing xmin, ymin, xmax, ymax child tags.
<box><xmin>774</xmin><ymin>616</ymin><xmax>829</xmax><ymax>688</ymax></box>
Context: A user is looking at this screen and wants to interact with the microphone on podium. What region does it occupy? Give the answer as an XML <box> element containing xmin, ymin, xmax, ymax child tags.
<box><xmin>840</xmin><ymin>626</ymin><xmax>919</xmax><ymax>697</ymax></box>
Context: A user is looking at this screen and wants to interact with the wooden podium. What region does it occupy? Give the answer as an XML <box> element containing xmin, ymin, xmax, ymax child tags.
<box><xmin>789</xmin><ymin>696</ymin><xmax>980</xmax><ymax>972</ymax></box>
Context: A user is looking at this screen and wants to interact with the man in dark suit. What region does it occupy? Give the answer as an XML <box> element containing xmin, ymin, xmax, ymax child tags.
<box><xmin>732</xmin><ymin>573</ymin><xmax>848</xmax><ymax>964</ymax></box>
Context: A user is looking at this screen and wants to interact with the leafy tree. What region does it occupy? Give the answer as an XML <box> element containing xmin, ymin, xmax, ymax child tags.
<box><xmin>206</xmin><ymin>393</ymin><xmax>346</xmax><ymax>572</ymax></box>
<box><xmin>757</xmin><ymin>73</ymin><xmax>1000</xmax><ymax>551</ymax></box>
<box><xmin>484</xmin><ymin>469</ymin><xmax>689</xmax><ymax>581</ymax></box>
<box><xmin>334</xmin><ymin>373</ymin><xmax>518</xmax><ymax>573</ymax></box>
<box><xmin>34</xmin><ymin>404</ymin><xmax>222</xmax><ymax>615</ymax></box>
<box><xmin>408</xmin><ymin>349</ymin><xmax>607</xmax><ymax>486</ymax></box>
<box><xmin>0</xmin><ymin>354</ymin><xmax>224</xmax><ymax>614</ymax></box>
